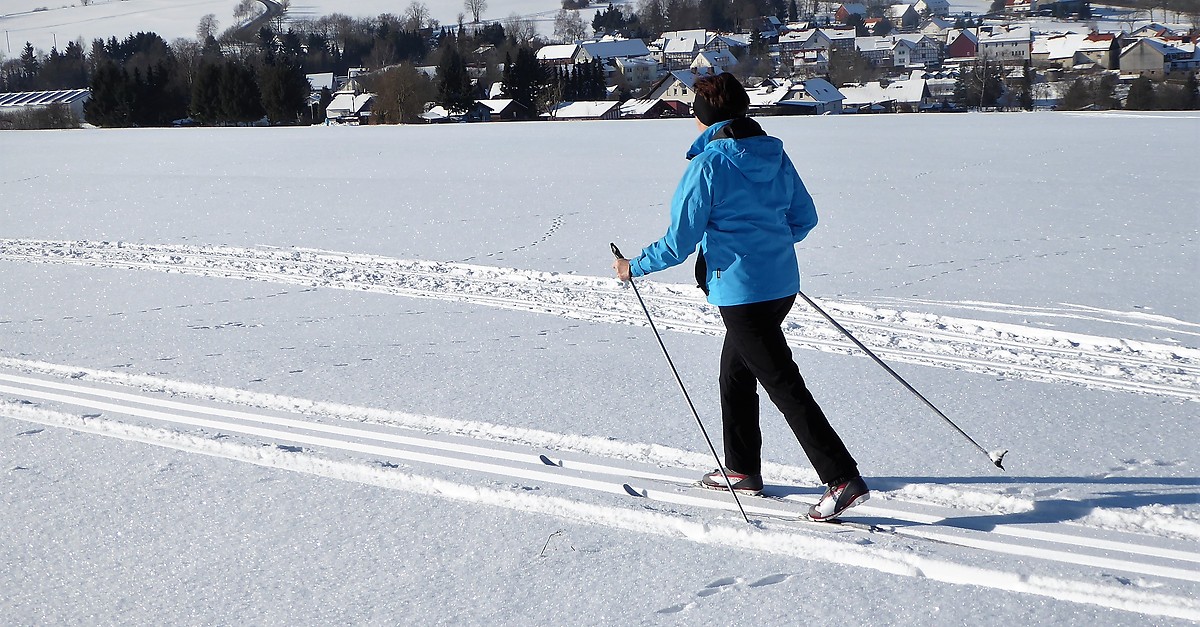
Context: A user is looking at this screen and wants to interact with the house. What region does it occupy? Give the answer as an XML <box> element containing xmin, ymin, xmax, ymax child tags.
<box><xmin>745</xmin><ymin>78</ymin><xmax>844</xmax><ymax>114</ymax></box>
<box><xmin>914</xmin><ymin>0</ymin><xmax>951</xmax><ymax>16</ymax></box>
<box><xmin>691</xmin><ymin>49</ymin><xmax>739</xmax><ymax>73</ymax></box>
<box><xmin>544</xmin><ymin>100</ymin><xmax>621</xmax><ymax>120</ymax></box>
<box><xmin>475</xmin><ymin>99</ymin><xmax>528</xmax><ymax>121</ymax></box>
<box><xmin>892</xmin><ymin>34</ymin><xmax>942</xmax><ymax>66</ymax></box>
<box><xmin>977</xmin><ymin>26</ymin><xmax>1032</xmax><ymax>63</ymax></box>
<box><xmin>1119</xmin><ymin>38</ymin><xmax>1200</xmax><ymax>78</ymax></box>
<box><xmin>920</xmin><ymin>16</ymin><xmax>955</xmax><ymax>36</ymax></box>
<box><xmin>1033</xmin><ymin>33</ymin><xmax>1119</xmax><ymax>70</ymax></box>
<box><xmin>536</xmin><ymin>44</ymin><xmax>579</xmax><ymax>67</ymax></box>
<box><xmin>1004</xmin><ymin>0</ymin><xmax>1039</xmax><ymax>15</ymax></box>
<box><xmin>887</xmin><ymin>4</ymin><xmax>921</xmax><ymax>29</ymax></box>
<box><xmin>836</xmin><ymin>3</ymin><xmax>868</xmax><ymax>24</ymax></box>
<box><xmin>306</xmin><ymin>73</ymin><xmax>334</xmax><ymax>93</ymax></box>
<box><xmin>0</xmin><ymin>89</ymin><xmax>90</xmax><ymax>119</ymax></box>
<box><xmin>793</xmin><ymin>49</ymin><xmax>831</xmax><ymax>76</ymax></box>
<box><xmin>839</xmin><ymin>77</ymin><xmax>930</xmax><ymax>112</ymax></box>
<box><xmin>706</xmin><ymin>34</ymin><xmax>750</xmax><ymax>54</ymax></box>
<box><xmin>325</xmin><ymin>81</ymin><xmax>374</xmax><ymax>124</ymax></box>
<box><xmin>614</xmin><ymin>56</ymin><xmax>661</xmax><ymax>90</ymax></box>
<box><xmin>578</xmin><ymin>38</ymin><xmax>653</xmax><ymax>63</ymax></box>
<box><xmin>946</xmin><ymin>29</ymin><xmax>979</xmax><ymax>59</ymax></box>
<box><xmin>619</xmin><ymin>98</ymin><xmax>681</xmax><ymax>118</ymax></box>
<box><xmin>645</xmin><ymin>68</ymin><xmax>720</xmax><ymax>104</ymax></box>
<box><xmin>661</xmin><ymin>34</ymin><xmax>706</xmax><ymax>70</ymax></box>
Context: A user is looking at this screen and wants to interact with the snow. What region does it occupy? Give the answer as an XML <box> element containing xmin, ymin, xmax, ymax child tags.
<box><xmin>2</xmin><ymin>112</ymin><xmax>1199</xmax><ymax>624</ymax></box>
<box><xmin>0</xmin><ymin>0</ymin><xmax>618</xmax><ymax>55</ymax></box>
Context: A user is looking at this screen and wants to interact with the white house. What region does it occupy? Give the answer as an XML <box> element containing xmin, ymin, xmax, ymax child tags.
<box><xmin>839</xmin><ymin>77</ymin><xmax>930</xmax><ymax>111</ymax></box>
<box><xmin>691</xmin><ymin>49</ymin><xmax>739</xmax><ymax>72</ymax></box>
<box><xmin>645</xmin><ymin>68</ymin><xmax>719</xmax><ymax>104</ymax></box>
<box><xmin>325</xmin><ymin>80</ymin><xmax>374</xmax><ymax>123</ymax></box>
<box><xmin>914</xmin><ymin>0</ymin><xmax>951</xmax><ymax>15</ymax></box>
<box><xmin>614</xmin><ymin>56</ymin><xmax>661</xmax><ymax>89</ymax></box>
<box><xmin>578</xmin><ymin>38</ymin><xmax>653</xmax><ymax>63</ymax></box>
<box><xmin>978</xmin><ymin>26</ymin><xmax>1032</xmax><ymax>63</ymax></box>
<box><xmin>537</xmin><ymin>44</ymin><xmax>580</xmax><ymax>66</ymax></box>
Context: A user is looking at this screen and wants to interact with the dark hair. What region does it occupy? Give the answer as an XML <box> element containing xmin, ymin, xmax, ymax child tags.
<box><xmin>692</xmin><ymin>73</ymin><xmax>750</xmax><ymax>125</ymax></box>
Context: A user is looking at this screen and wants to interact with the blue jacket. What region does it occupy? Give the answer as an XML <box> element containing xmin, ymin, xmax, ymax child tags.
<box><xmin>628</xmin><ymin>119</ymin><xmax>818</xmax><ymax>306</ymax></box>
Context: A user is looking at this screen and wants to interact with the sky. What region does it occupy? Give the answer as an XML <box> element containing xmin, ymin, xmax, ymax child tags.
<box><xmin>1</xmin><ymin>112</ymin><xmax>1198</xmax><ymax>624</ymax></box>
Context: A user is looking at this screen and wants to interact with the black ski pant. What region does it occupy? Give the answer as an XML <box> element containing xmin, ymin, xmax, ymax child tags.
<box><xmin>717</xmin><ymin>294</ymin><xmax>858</xmax><ymax>485</ymax></box>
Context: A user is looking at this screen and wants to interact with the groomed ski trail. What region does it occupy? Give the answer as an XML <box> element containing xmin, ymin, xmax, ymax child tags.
<box><xmin>1</xmin><ymin>239</ymin><xmax>1196</xmax><ymax>401</ymax></box>
<box><xmin>2</xmin><ymin>362</ymin><xmax>1198</xmax><ymax>621</ymax></box>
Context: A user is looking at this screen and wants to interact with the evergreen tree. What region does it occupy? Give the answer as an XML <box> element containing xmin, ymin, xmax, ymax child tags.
<box><xmin>500</xmin><ymin>46</ymin><xmax>543</xmax><ymax>118</ymax></box>
<box><xmin>258</xmin><ymin>55</ymin><xmax>310</xmax><ymax>124</ymax></box>
<box><xmin>191</xmin><ymin>60</ymin><xmax>224</xmax><ymax>124</ymax></box>
<box><xmin>1125</xmin><ymin>76</ymin><xmax>1156</xmax><ymax>110</ymax></box>
<box><xmin>20</xmin><ymin>42</ymin><xmax>41</xmax><ymax>90</ymax></box>
<box><xmin>84</xmin><ymin>60</ymin><xmax>131</xmax><ymax>126</ymax></box>
<box><xmin>219</xmin><ymin>59</ymin><xmax>264</xmax><ymax>124</ymax></box>
<box><xmin>436</xmin><ymin>45</ymin><xmax>474</xmax><ymax>113</ymax></box>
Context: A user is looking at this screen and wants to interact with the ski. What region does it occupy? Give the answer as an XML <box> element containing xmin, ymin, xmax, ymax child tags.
<box><xmin>619</xmin><ymin>479</ymin><xmax>893</xmax><ymax>534</ymax></box>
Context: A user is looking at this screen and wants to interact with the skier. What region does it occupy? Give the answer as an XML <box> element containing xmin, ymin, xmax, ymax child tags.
<box><xmin>612</xmin><ymin>72</ymin><xmax>869</xmax><ymax>520</ymax></box>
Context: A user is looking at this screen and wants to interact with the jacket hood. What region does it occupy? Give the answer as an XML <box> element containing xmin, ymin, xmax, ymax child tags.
<box><xmin>685</xmin><ymin>119</ymin><xmax>785</xmax><ymax>184</ymax></box>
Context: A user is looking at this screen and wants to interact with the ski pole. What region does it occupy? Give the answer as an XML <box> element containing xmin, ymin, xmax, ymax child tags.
<box><xmin>797</xmin><ymin>290</ymin><xmax>1007</xmax><ymax>470</ymax></box>
<box><xmin>611</xmin><ymin>243</ymin><xmax>752</xmax><ymax>523</ymax></box>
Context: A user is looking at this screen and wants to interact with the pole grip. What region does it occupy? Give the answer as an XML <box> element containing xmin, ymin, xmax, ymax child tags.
<box><xmin>610</xmin><ymin>242</ymin><xmax>624</xmax><ymax>259</ymax></box>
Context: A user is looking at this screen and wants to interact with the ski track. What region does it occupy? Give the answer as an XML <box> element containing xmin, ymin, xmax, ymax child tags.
<box><xmin>1</xmin><ymin>239</ymin><xmax>1196</xmax><ymax>401</ymax></box>
<box><xmin>2</xmin><ymin>364</ymin><xmax>1198</xmax><ymax>621</ymax></box>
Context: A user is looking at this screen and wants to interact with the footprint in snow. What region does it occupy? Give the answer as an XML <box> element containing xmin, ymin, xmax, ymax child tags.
<box><xmin>749</xmin><ymin>574</ymin><xmax>792</xmax><ymax>588</ymax></box>
<box><xmin>697</xmin><ymin>576</ymin><xmax>741</xmax><ymax>597</ymax></box>
<box><xmin>656</xmin><ymin>601</ymin><xmax>697</xmax><ymax>614</ymax></box>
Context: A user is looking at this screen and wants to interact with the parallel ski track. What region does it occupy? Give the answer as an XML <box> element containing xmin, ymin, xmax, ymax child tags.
<box><xmin>1</xmin><ymin>239</ymin><xmax>1197</xmax><ymax>400</ymax></box>
<box><xmin>3</xmin><ymin>370</ymin><xmax>1198</xmax><ymax>590</ymax></box>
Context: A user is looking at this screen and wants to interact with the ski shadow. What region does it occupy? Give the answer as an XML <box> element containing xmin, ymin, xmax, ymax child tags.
<box><xmin>765</xmin><ymin>476</ymin><xmax>1200</xmax><ymax>529</ymax></box>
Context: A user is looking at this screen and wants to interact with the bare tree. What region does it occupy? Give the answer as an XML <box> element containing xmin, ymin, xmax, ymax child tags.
<box><xmin>196</xmin><ymin>14</ymin><xmax>220</xmax><ymax>41</ymax></box>
<box><xmin>464</xmin><ymin>0</ymin><xmax>488</xmax><ymax>23</ymax></box>
<box><xmin>368</xmin><ymin>63</ymin><xmax>436</xmax><ymax>123</ymax></box>
<box><xmin>504</xmin><ymin>13</ymin><xmax>538</xmax><ymax>45</ymax></box>
<box><xmin>553</xmin><ymin>9</ymin><xmax>587</xmax><ymax>43</ymax></box>
<box><xmin>404</xmin><ymin>1</ymin><xmax>431</xmax><ymax>30</ymax></box>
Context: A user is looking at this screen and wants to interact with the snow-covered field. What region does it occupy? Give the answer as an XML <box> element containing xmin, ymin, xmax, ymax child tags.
<box><xmin>2</xmin><ymin>112</ymin><xmax>1198</xmax><ymax>625</ymax></box>
<box><xmin>1</xmin><ymin>0</ymin><xmax>569</xmax><ymax>55</ymax></box>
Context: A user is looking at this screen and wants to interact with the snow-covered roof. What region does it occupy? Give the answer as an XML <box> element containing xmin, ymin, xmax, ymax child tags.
<box><xmin>619</xmin><ymin>98</ymin><xmax>666</xmax><ymax>116</ymax></box>
<box><xmin>305</xmin><ymin>73</ymin><xmax>334</xmax><ymax>91</ymax></box>
<box><xmin>839</xmin><ymin>78</ymin><xmax>927</xmax><ymax>106</ymax></box>
<box><xmin>476</xmin><ymin>99</ymin><xmax>517</xmax><ymax>114</ymax></box>
<box><xmin>327</xmin><ymin>92</ymin><xmax>373</xmax><ymax>117</ymax></box>
<box><xmin>693</xmin><ymin>50</ymin><xmax>738</xmax><ymax>68</ymax></box>
<box><xmin>536</xmin><ymin>44</ymin><xmax>579</xmax><ymax>61</ymax></box>
<box><xmin>0</xmin><ymin>89</ymin><xmax>89</xmax><ymax>108</ymax></box>
<box><xmin>798</xmin><ymin>77</ymin><xmax>844</xmax><ymax>103</ymax></box>
<box><xmin>546</xmin><ymin>101</ymin><xmax>620</xmax><ymax>118</ymax></box>
<box><xmin>887</xmin><ymin>4</ymin><xmax>915</xmax><ymax>18</ymax></box>
<box><xmin>664</xmin><ymin>37</ymin><xmax>703</xmax><ymax>54</ymax></box>
<box><xmin>580</xmin><ymin>39</ymin><xmax>651</xmax><ymax>59</ymax></box>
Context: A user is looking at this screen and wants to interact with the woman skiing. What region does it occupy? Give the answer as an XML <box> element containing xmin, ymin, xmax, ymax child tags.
<box><xmin>612</xmin><ymin>72</ymin><xmax>869</xmax><ymax>520</ymax></box>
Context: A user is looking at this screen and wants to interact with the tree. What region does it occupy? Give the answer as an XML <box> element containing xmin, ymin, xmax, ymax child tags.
<box><xmin>436</xmin><ymin>45</ymin><xmax>474</xmax><ymax>112</ymax></box>
<box><xmin>191</xmin><ymin>60</ymin><xmax>224</xmax><ymax>124</ymax></box>
<box><xmin>1125</xmin><ymin>76</ymin><xmax>1156</xmax><ymax>110</ymax></box>
<box><xmin>258</xmin><ymin>55</ymin><xmax>310</xmax><ymax>124</ymax></box>
<box><xmin>367</xmin><ymin>63</ymin><xmax>435</xmax><ymax>123</ymax></box>
<box><xmin>404</xmin><ymin>1</ymin><xmax>431</xmax><ymax>30</ymax></box>
<box><xmin>501</xmin><ymin>47</ymin><xmax>544</xmax><ymax>118</ymax></box>
<box><xmin>872</xmin><ymin>18</ymin><xmax>894</xmax><ymax>35</ymax></box>
<box><xmin>219</xmin><ymin>59</ymin><xmax>264</xmax><ymax>123</ymax></box>
<box><xmin>84</xmin><ymin>60</ymin><xmax>131</xmax><ymax>126</ymax></box>
<box><xmin>503</xmin><ymin>13</ymin><xmax>538</xmax><ymax>45</ymax></box>
<box><xmin>196</xmin><ymin>14</ymin><xmax>220</xmax><ymax>42</ymax></box>
<box><xmin>464</xmin><ymin>0</ymin><xmax>487</xmax><ymax>23</ymax></box>
<box><xmin>554</xmin><ymin>9</ymin><xmax>587</xmax><ymax>43</ymax></box>
<box><xmin>953</xmin><ymin>60</ymin><xmax>1003</xmax><ymax>108</ymax></box>
<box><xmin>989</xmin><ymin>0</ymin><xmax>1006</xmax><ymax>13</ymax></box>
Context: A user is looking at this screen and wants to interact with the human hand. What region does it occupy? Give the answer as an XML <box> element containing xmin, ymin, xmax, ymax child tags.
<box><xmin>613</xmin><ymin>257</ymin><xmax>631</xmax><ymax>282</ymax></box>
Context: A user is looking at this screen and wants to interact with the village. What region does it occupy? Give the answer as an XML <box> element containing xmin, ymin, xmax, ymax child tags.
<box><xmin>1</xmin><ymin>0</ymin><xmax>1197</xmax><ymax>127</ymax></box>
<box><xmin>316</xmin><ymin>0</ymin><xmax>1200</xmax><ymax>123</ymax></box>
